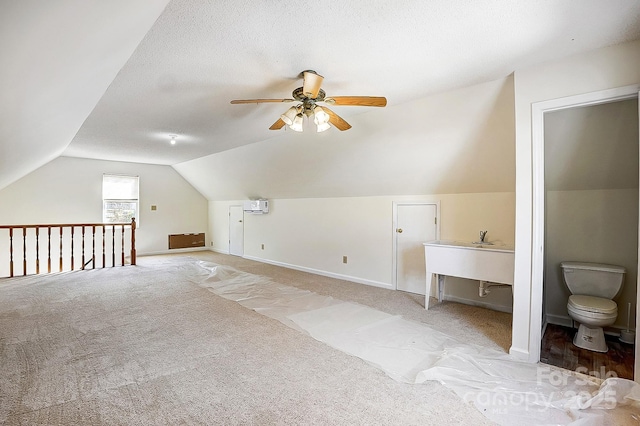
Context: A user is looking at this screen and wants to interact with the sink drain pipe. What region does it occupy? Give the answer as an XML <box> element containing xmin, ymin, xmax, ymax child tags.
<box><xmin>479</xmin><ymin>281</ymin><xmax>511</xmax><ymax>297</ymax></box>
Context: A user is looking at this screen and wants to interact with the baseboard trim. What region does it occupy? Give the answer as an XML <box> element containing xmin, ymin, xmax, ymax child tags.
<box><xmin>242</xmin><ymin>255</ymin><xmax>392</xmax><ymax>290</ymax></box>
<box><xmin>139</xmin><ymin>247</ymin><xmax>210</xmax><ymax>256</ymax></box>
<box><xmin>442</xmin><ymin>295</ymin><xmax>513</xmax><ymax>314</ymax></box>
<box><xmin>211</xmin><ymin>247</ymin><xmax>229</xmax><ymax>255</ymax></box>
<box><xmin>545</xmin><ymin>314</ymin><xmax>635</xmax><ymax>335</ymax></box>
<box><xmin>545</xmin><ymin>314</ymin><xmax>573</xmax><ymax>328</ymax></box>
<box><xmin>508</xmin><ymin>346</ymin><xmax>531</xmax><ymax>362</ymax></box>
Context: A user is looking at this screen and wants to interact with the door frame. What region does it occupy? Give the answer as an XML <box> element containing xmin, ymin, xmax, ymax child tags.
<box><xmin>392</xmin><ymin>201</ymin><xmax>440</xmax><ymax>291</ymax></box>
<box><xmin>530</xmin><ymin>84</ymin><xmax>640</xmax><ymax>381</ymax></box>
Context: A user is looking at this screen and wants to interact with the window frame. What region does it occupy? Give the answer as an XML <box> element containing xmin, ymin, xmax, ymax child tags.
<box><xmin>102</xmin><ymin>174</ymin><xmax>139</xmax><ymax>225</ymax></box>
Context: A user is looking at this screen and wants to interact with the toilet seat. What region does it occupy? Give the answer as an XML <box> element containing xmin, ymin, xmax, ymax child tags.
<box><xmin>567</xmin><ymin>295</ymin><xmax>617</xmax><ymax>328</ymax></box>
<box><xmin>568</xmin><ymin>295</ymin><xmax>617</xmax><ymax>315</ymax></box>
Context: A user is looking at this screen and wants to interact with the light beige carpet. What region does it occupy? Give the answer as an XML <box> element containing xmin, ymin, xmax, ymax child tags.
<box><xmin>0</xmin><ymin>252</ymin><xmax>498</xmax><ymax>425</ymax></box>
<box><xmin>2</xmin><ymin>251</ymin><xmax>635</xmax><ymax>425</ymax></box>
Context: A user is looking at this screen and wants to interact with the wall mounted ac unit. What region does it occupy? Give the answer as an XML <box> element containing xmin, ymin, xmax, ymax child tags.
<box><xmin>243</xmin><ymin>199</ymin><xmax>269</xmax><ymax>214</ymax></box>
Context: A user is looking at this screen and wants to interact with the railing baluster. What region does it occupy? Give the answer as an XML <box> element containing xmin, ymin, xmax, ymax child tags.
<box><xmin>47</xmin><ymin>226</ymin><xmax>51</xmax><ymax>273</ymax></box>
<box><xmin>130</xmin><ymin>218</ymin><xmax>136</xmax><ymax>266</ymax></box>
<box><xmin>35</xmin><ymin>227</ymin><xmax>40</xmax><ymax>274</ymax></box>
<box><xmin>111</xmin><ymin>225</ymin><xmax>115</xmax><ymax>267</ymax></box>
<box><xmin>22</xmin><ymin>227</ymin><xmax>26</xmax><ymax>276</ymax></box>
<box><xmin>101</xmin><ymin>225</ymin><xmax>105</xmax><ymax>268</ymax></box>
<box><xmin>81</xmin><ymin>226</ymin><xmax>85</xmax><ymax>270</ymax></box>
<box><xmin>59</xmin><ymin>226</ymin><xmax>63</xmax><ymax>272</ymax></box>
<box><xmin>121</xmin><ymin>224</ymin><xmax>125</xmax><ymax>266</ymax></box>
<box><xmin>92</xmin><ymin>225</ymin><xmax>96</xmax><ymax>269</ymax></box>
<box><xmin>9</xmin><ymin>228</ymin><xmax>14</xmax><ymax>278</ymax></box>
<box><xmin>71</xmin><ymin>226</ymin><xmax>75</xmax><ymax>271</ymax></box>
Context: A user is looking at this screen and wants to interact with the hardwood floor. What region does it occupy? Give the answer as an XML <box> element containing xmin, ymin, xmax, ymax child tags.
<box><xmin>540</xmin><ymin>323</ymin><xmax>634</xmax><ymax>380</ymax></box>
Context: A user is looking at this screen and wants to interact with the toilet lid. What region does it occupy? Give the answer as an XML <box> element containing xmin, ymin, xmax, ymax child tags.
<box><xmin>560</xmin><ymin>261</ymin><xmax>626</xmax><ymax>274</ymax></box>
<box><xmin>568</xmin><ymin>295</ymin><xmax>617</xmax><ymax>314</ymax></box>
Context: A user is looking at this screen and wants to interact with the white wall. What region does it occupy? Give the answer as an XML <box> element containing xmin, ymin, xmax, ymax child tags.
<box><xmin>0</xmin><ymin>157</ymin><xmax>208</xmax><ymax>256</ymax></box>
<box><xmin>210</xmin><ymin>192</ymin><xmax>515</xmax><ymax>311</ymax></box>
<box><xmin>513</xmin><ymin>38</ymin><xmax>640</xmax><ymax>361</ymax></box>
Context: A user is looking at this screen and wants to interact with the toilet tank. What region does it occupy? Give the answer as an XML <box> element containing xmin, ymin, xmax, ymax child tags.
<box><xmin>560</xmin><ymin>262</ymin><xmax>625</xmax><ymax>299</ymax></box>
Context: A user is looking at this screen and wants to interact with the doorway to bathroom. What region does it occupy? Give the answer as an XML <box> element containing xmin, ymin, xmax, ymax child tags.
<box><xmin>540</xmin><ymin>97</ymin><xmax>638</xmax><ymax>380</ymax></box>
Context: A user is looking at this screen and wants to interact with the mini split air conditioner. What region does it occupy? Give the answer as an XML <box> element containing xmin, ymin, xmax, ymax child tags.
<box><xmin>243</xmin><ymin>199</ymin><xmax>269</xmax><ymax>214</ymax></box>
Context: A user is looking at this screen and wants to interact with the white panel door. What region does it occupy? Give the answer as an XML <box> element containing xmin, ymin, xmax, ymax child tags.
<box><xmin>229</xmin><ymin>205</ymin><xmax>244</xmax><ymax>256</ymax></box>
<box><xmin>395</xmin><ymin>203</ymin><xmax>437</xmax><ymax>294</ymax></box>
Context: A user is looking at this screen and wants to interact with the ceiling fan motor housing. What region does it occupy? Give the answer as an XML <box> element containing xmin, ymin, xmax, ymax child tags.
<box><xmin>293</xmin><ymin>87</ymin><xmax>325</xmax><ymax>102</ymax></box>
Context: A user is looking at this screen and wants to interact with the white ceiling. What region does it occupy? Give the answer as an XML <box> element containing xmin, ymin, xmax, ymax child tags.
<box><xmin>2</xmin><ymin>0</ymin><xmax>640</xmax><ymax>190</ymax></box>
<box><xmin>0</xmin><ymin>0</ymin><xmax>170</xmax><ymax>190</ymax></box>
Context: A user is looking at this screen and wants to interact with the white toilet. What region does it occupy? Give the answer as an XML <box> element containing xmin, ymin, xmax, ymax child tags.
<box><xmin>560</xmin><ymin>261</ymin><xmax>625</xmax><ymax>353</ymax></box>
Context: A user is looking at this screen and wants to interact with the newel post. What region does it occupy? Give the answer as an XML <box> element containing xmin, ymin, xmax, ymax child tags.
<box><xmin>130</xmin><ymin>218</ymin><xmax>136</xmax><ymax>266</ymax></box>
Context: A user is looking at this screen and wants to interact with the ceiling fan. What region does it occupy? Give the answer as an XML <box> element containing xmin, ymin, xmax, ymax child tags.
<box><xmin>230</xmin><ymin>70</ymin><xmax>386</xmax><ymax>132</ymax></box>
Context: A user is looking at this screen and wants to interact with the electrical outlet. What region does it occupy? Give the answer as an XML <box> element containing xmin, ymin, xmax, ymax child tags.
<box><xmin>261</xmin><ymin>244</ymin><xmax>265</xmax><ymax>250</ymax></box>
<box><xmin>343</xmin><ymin>256</ymin><xmax>347</xmax><ymax>264</ymax></box>
<box><xmin>150</xmin><ymin>205</ymin><xmax>157</xmax><ymax>211</ymax></box>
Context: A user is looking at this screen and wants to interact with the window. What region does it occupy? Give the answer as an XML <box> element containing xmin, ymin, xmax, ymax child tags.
<box><xmin>102</xmin><ymin>174</ymin><xmax>139</xmax><ymax>224</ymax></box>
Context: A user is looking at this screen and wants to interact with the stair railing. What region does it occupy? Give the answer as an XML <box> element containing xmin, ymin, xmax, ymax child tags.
<box><xmin>0</xmin><ymin>218</ymin><xmax>136</xmax><ymax>278</ymax></box>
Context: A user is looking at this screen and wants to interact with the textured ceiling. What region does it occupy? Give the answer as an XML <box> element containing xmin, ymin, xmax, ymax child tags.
<box><xmin>59</xmin><ymin>0</ymin><xmax>640</xmax><ymax>166</ymax></box>
<box><xmin>0</xmin><ymin>0</ymin><xmax>170</xmax><ymax>190</ymax></box>
<box><xmin>2</xmin><ymin>0</ymin><xmax>640</xmax><ymax>195</ymax></box>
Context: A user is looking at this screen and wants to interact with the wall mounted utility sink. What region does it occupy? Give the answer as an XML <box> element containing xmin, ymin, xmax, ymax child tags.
<box><xmin>423</xmin><ymin>240</ymin><xmax>515</xmax><ymax>310</ymax></box>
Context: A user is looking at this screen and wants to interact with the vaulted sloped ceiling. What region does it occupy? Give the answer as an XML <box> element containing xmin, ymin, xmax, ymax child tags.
<box><xmin>0</xmin><ymin>0</ymin><xmax>170</xmax><ymax>190</ymax></box>
<box><xmin>2</xmin><ymin>1</ymin><xmax>640</xmax><ymax>196</ymax></box>
<box><xmin>175</xmin><ymin>76</ymin><xmax>518</xmax><ymax>200</ymax></box>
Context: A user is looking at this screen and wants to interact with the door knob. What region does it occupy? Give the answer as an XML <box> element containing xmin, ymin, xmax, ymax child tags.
<box><xmin>396</xmin><ymin>228</ymin><xmax>403</xmax><ymax>233</ymax></box>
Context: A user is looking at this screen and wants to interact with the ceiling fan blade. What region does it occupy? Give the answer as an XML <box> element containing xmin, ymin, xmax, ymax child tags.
<box><xmin>323</xmin><ymin>107</ymin><xmax>352</xmax><ymax>131</ymax></box>
<box><xmin>324</xmin><ymin>96</ymin><xmax>387</xmax><ymax>107</ymax></box>
<box><xmin>230</xmin><ymin>99</ymin><xmax>295</xmax><ymax>104</ymax></box>
<box><xmin>302</xmin><ymin>71</ymin><xmax>324</xmax><ymax>99</ymax></box>
<box><xmin>269</xmin><ymin>118</ymin><xmax>286</xmax><ymax>130</ymax></box>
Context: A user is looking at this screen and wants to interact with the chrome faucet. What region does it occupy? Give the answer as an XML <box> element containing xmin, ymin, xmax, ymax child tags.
<box><xmin>479</xmin><ymin>230</ymin><xmax>488</xmax><ymax>243</ymax></box>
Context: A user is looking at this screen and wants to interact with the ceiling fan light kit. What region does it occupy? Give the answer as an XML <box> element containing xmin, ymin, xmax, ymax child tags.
<box><xmin>231</xmin><ymin>70</ymin><xmax>386</xmax><ymax>132</ymax></box>
<box><xmin>313</xmin><ymin>106</ymin><xmax>329</xmax><ymax>124</ymax></box>
<box><xmin>316</xmin><ymin>121</ymin><xmax>331</xmax><ymax>133</ymax></box>
<box><xmin>290</xmin><ymin>113</ymin><xmax>304</xmax><ymax>132</ymax></box>
<box><xmin>280</xmin><ymin>106</ymin><xmax>299</xmax><ymax>126</ymax></box>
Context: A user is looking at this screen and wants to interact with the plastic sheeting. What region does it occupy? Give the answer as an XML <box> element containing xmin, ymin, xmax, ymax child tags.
<box><xmin>191</xmin><ymin>261</ymin><xmax>640</xmax><ymax>425</ymax></box>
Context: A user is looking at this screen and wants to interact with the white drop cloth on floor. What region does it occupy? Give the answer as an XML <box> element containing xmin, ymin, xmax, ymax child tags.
<box><xmin>192</xmin><ymin>261</ymin><xmax>640</xmax><ymax>425</ymax></box>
